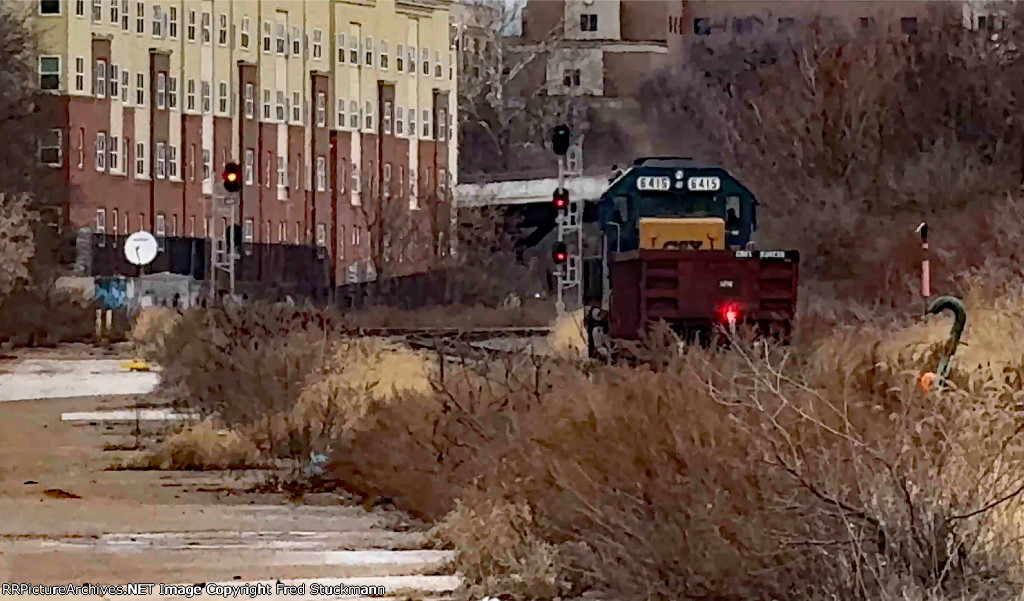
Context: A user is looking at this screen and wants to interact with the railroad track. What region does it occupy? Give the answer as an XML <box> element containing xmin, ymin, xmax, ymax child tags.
<box><xmin>343</xmin><ymin>326</ymin><xmax>551</xmax><ymax>342</ymax></box>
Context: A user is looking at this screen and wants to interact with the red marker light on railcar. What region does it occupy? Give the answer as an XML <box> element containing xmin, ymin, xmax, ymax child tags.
<box><xmin>718</xmin><ymin>303</ymin><xmax>740</xmax><ymax>326</ymax></box>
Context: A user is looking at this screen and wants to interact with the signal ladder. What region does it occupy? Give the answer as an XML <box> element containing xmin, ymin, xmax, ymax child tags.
<box><xmin>556</xmin><ymin>146</ymin><xmax>584</xmax><ymax>316</ymax></box>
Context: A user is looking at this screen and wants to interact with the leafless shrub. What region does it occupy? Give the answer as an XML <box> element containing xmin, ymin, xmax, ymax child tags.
<box><xmin>0</xmin><ymin>287</ymin><xmax>97</xmax><ymax>347</ymax></box>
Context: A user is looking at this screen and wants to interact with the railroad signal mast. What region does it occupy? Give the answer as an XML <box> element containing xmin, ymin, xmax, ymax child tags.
<box><xmin>209</xmin><ymin>162</ymin><xmax>242</xmax><ymax>300</ymax></box>
<box><xmin>551</xmin><ymin>124</ymin><xmax>583</xmax><ymax>316</ymax></box>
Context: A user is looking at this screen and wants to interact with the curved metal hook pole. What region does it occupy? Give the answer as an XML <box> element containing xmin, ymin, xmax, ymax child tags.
<box><xmin>925</xmin><ymin>295</ymin><xmax>967</xmax><ymax>385</ymax></box>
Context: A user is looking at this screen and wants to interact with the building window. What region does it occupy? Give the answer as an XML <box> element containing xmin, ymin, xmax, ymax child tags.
<box><xmin>218</xmin><ymin>13</ymin><xmax>227</xmax><ymax>45</ymax></box>
<box><xmin>380</xmin><ymin>40</ymin><xmax>388</xmax><ymax>70</ymax></box>
<box><xmin>38</xmin><ymin>129</ymin><xmax>62</xmax><ymax>166</ymax></box>
<box><xmin>136</xmin><ymin>73</ymin><xmax>145</xmax><ymax>105</ymax></box>
<box><xmin>901</xmin><ymin>17</ymin><xmax>918</xmax><ymax>35</ymax></box>
<box><xmin>91</xmin><ymin>0</ymin><xmax>101</xmax><ymax>21</ymax></box>
<box><xmin>120</xmin><ymin>0</ymin><xmax>127</xmax><ymax>29</ymax></box>
<box><xmin>244</xmin><ymin>83</ymin><xmax>254</xmax><ymax>118</ymax></box>
<box><xmin>409</xmin><ymin>168</ymin><xmax>417</xmax><ymax>209</ymax></box>
<box><xmin>95</xmin><ymin>132</ymin><xmax>106</xmax><ymax>171</ymax></box>
<box><xmin>108</xmin><ymin>64</ymin><xmax>118</xmax><ymax>98</ymax></box>
<box><xmin>169</xmin><ymin>6</ymin><xmax>177</xmax><ymax>37</ymax></box>
<box><xmin>277</xmin><ymin>155</ymin><xmax>287</xmax><ymax>188</ymax></box>
<box><xmin>316</xmin><ymin>93</ymin><xmax>326</xmax><ymax>127</ymax></box>
<box><xmin>407</xmin><ymin>46</ymin><xmax>415</xmax><ymax>73</ymax></box>
<box><xmin>77</xmin><ymin>128</ymin><xmax>84</xmax><ymax>168</ymax></box>
<box><xmin>276</xmin><ymin>91</ymin><xmax>285</xmax><ymax>121</ymax></box>
<box><xmin>187</xmin><ymin>10</ymin><xmax>195</xmax><ymax>40</ymax></box>
<box><xmin>218</xmin><ymin>81</ymin><xmax>228</xmax><ymax>114</ymax></box>
<box><xmin>352</xmin><ymin>165</ymin><xmax>361</xmax><ymax>197</ymax></box>
<box><xmin>155</xmin><ymin>214</ymin><xmax>166</xmax><ymax>237</ymax></box>
<box><xmin>156</xmin><ymin>72</ymin><xmax>166</xmax><ymax>109</ymax></box>
<box><xmin>338</xmin><ymin>98</ymin><xmax>346</xmax><ymax>129</ymax></box>
<box><xmin>349</xmin><ymin>100</ymin><xmax>358</xmax><ymax>129</ymax></box>
<box><xmin>409</xmin><ymin>108</ymin><xmax>417</xmax><ymax>138</ymax></box>
<box><xmin>264</xmin><ymin>151</ymin><xmax>271</xmax><ymax>187</ymax></box>
<box><xmin>422</xmin><ymin>109</ymin><xmax>431</xmax><ymax>139</ymax></box>
<box><xmin>396</xmin><ymin>106</ymin><xmax>404</xmax><ymax>136</ymax></box>
<box><xmin>292</xmin><ymin>91</ymin><xmax>300</xmax><ymax>122</ymax></box>
<box><xmin>135</xmin><ymin>142</ymin><xmax>145</xmax><ymax>176</ymax></box>
<box><xmin>294</xmin><ymin>222</ymin><xmax>301</xmax><ymax>244</ymax></box>
<box><xmin>186</xmin><ymin>79</ymin><xmax>195</xmax><ymax>110</ymax></box>
<box><xmin>263</xmin><ymin>21</ymin><xmax>271</xmax><ymax>52</ymax></box>
<box><xmin>135</xmin><ymin>1</ymin><xmax>143</xmax><ymax>33</ymax></box>
<box><xmin>337</xmin><ymin>34</ymin><xmax>346</xmax><ymax>62</ymax></box>
<box><xmin>241</xmin><ymin>17</ymin><xmax>250</xmax><ymax>48</ymax></box>
<box><xmin>74</xmin><ymin>57</ymin><xmax>84</xmax><ymax>91</ymax></box>
<box><xmin>152</xmin><ymin>5</ymin><xmax>163</xmax><ymax>37</ymax></box>
<box><xmin>121</xmin><ymin>70</ymin><xmax>128</xmax><ymax>102</ymax></box>
<box><xmin>312</xmin><ymin>156</ymin><xmax>325</xmax><ymax>192</ymax></box>
<box><xmin>693</xmin><ymin>18</ymin><xmax>711</xmax><ymax>35</ymax></box>
<box><xmin>94</xmin><ymin>59</ymin><xmax>106</xmax><ymax>98</ymax></box>
<box><xmin>168</xmin><ymin>76</ymin><xmax>177</xmax><ymax>109</ymax></box>
<box><xmin>75</xmin><ymin>0</ymin><xmax>84</xmax><ymax>17</ymax></box>
<box><xmin>396</xmin><ymin>43</ymin><xmax>404</xmax><ymax>71</ymax></box>
<box><xmin>155</xmin><ymin>142</ymin><xmax>166</xmax><ymax>179</ymax></box>
<box><xmin>276</xmin><ymin>23</ymin><xmax>287</xmax><ymax>54</ymax></box>
<box><xmin>291</xmin><ymin>26</ymin><xmax>301</xmax><ymax>56</ymax></box>
<box><xmin>96</xmin><ymin>209</ymin><xmax>106</xmax><ymax>234</ymax></box>
<box><xmin>438</xmin><ymin>109</ymin><xmax>447</xmax><ymax>142</ymax></box>
<box><xmin>313</xmin><ymin>29</ymin><xmax>323</xmax><ymax>58</ymax></box>
<box><xmin>244</xmin><ymin>149</ymin><xmax>254</xmax><ymax>184</ymax></box>
<box><xmin>201</xmin><ymin>81</ymin><xmax>211</xmax><ymax>113</ymax></box>
<box><xmin>263</xmin><ymin>88</ymin><xmax>271</xmax><ymax>120</ymax></box>
<box><xmin>316</xmin><ymin>223</ymin><xmax>326</xmax><ymax>247</ymax></box>
<box><xmin>109</xmin><ymin>134</ymin><xmax>119</xmax><ymax>171</ymax></box>
<box><xmin>383</xmin><ymin>101</ymin><xmax>392</xmax><ymax>134</ymax></box>
<box><xmin>434</xmin><ymin>51</ymin><xmax>442</xmax><ymax>78</ymax></box>
<box><xmin>563</xmin><ymin>68</ymin><xmax>581</xmax><ymax>87</ymax></box>
<box><xmin>365</xmin><ymin>101</ymin><xmax>374</xmax><ymax>131</ymax></box>
<box><xmin>201</xmin><ymin>11</ymin><xmax>211</xmax><ymax>43</ymax></box>
<box><xmin>167</xmin><ymin>145</ymin><xmax>177</xmax><ymax>178</ymax></box>
<box><xmin>581</xmin><ymin>13</ymin><xmax>598</xmax><ymax>32</ymax></box>
<box><xmin>202</xmin><ymin>149</ymin><xmax>211</xmax><ymax>181</ymax></box>
<box><xmin>421</xmin><ymin>47</ymin><xmax>429</xmax><ymax>75</ymax></box>
<box><xmin>350</xmin><ymin>34</ymin><xmax>358</xmax><ymax>63</ymax></box>
<box><xmin>188</xmin><ymin>144</ymin><xmax>195</xmax><ymax>181</ymax></box>
<box><xmin>365</xmin><ymin>36</ymin><xmax>374</xmax><ymax>66</ymax></box>
<box><xmin>243</xmin><ymin>219</ymin><xmax>254</xmax><ymax>243</ymax></box>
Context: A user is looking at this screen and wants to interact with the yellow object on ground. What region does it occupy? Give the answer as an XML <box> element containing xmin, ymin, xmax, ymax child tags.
<box><xmin>122</xmin><ymin>359</ymin><xmax>152</xmax><ymax>372</ymax></box>
<box><xmin>638</xmin><ymin>217</ymin><xmax>726</xmax><ymax>250</ymax></box>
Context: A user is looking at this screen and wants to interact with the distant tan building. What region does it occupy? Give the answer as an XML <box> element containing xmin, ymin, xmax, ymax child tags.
<box><xmin>668</xmin><ymin>1</ymin><xmax>1011</xmax><ymax>60</ymax></box>
<box><xmin>512</xmin><ymin>0</ymin><xmax>669</xmax><ymax>175</ymax></box>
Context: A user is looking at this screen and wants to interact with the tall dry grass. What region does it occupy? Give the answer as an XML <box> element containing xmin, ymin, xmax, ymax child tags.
<box><xmin>146</xmin><ymin>284</ymin><xmax>1024</xmax><ymax>600</ymax></box>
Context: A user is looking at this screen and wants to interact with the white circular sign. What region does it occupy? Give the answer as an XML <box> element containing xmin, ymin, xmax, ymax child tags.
<box><xmin>124</xmin><ymin>231</ymin><xmax>159</xmax><ymax>266</ymax></box>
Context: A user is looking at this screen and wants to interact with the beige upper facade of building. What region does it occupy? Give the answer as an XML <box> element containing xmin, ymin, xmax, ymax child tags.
<box><xmin>32</xmin><ymin>0</ymin><xmax>456</xmax><ymax>184</ymax></box>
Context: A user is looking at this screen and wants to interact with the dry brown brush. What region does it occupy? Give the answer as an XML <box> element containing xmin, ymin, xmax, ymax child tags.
<box><xmin>641</xmin><ymin>7</ymin><xmax>1024</xmax><ymax>314</ymax></box>
<box><xmin>320</xmin><ymin>323</ymin><xmax>1024</xmax><ymax>601</ymax></box>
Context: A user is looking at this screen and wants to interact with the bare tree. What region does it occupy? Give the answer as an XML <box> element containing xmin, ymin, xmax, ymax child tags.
<box><xmin>0</xmin><ymin>193</ymin><xmax>36</xmax><ymax>298</ymax></box>
<box><xmin>458</xmin><ymin>0</ymin><xmax>589</xmax><ymax>178</ymax></box>
<box><xmin>0</xmin><ymin>2</ymin><xmax>61</xmax><ymax>293</ymax></box>
<box><xmin>638</xmin><ymin>5</ymin><xmax>1024</xmax><ymax>305</ymax></box>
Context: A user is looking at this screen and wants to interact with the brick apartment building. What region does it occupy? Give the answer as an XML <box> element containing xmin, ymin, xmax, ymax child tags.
<box><xmin>30</xmin><ymin>0</ymin><xmax>457</xmax><ymax>286</ymax></box>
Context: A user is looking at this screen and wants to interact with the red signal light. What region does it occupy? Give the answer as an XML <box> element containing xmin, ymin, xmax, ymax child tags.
<box><xmin>552</xmin><ymin>241</ymin><xmax>568</xmax><ymax>265</ymax></box>
<box><xmin>552</xmin><ymin>187</ymin><xmax>569</xmax><ymax>211</ymax></box>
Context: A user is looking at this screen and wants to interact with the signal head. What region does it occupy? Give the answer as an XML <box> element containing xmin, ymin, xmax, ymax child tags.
<box><xmin>552</xmin><ymin>187</ymin><xmax>569</xmax><ymax>211</ymax></box>
<box><xmin>222</xmin><ymin>162</ymin><xmax>243</xmax><ymax>193</ymax></box>
<box><xmin>552</xmin><ymin>124</ymin><xmax>570</xmax><ymax>156</ymax></box>
<box><xmin>552</xmin><ymin>241</ymin><xmax>568</xmax><ymax>265</ymax></box>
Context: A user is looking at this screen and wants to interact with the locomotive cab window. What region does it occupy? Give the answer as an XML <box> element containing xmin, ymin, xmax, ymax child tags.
<box><xmin>725</xmin><ymin>195</ymin><xmax>741</xmax><ymax>229</ymax></box>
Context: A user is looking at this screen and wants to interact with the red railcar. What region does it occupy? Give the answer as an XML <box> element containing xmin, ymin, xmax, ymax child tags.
<box><xmin>606</xmin><ymin>249</ymin><xmax>799</xmax><ymax>341</ymax></box>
